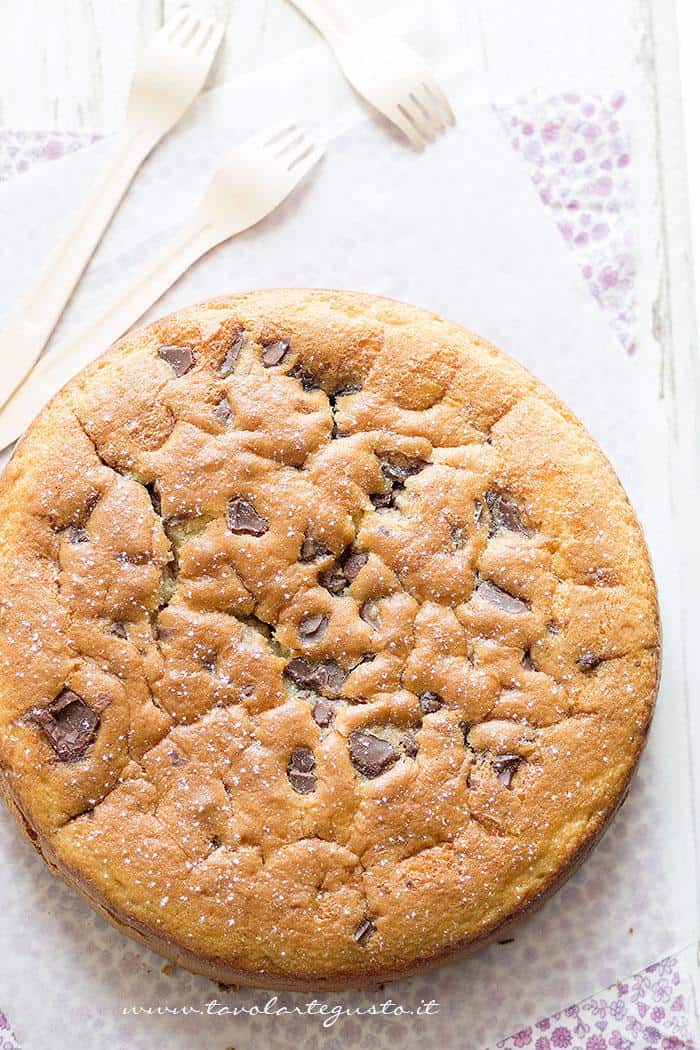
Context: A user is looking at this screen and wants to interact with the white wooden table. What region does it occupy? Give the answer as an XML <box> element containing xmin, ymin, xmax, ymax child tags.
<box><xmin>0</xmin><ymin>0</ymin><xmax>320</xmax><ymax>130</ymax></box>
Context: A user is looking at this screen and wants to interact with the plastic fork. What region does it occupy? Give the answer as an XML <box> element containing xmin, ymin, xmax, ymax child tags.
<box><xmin>0</xmin><ymin>124</ymin><xmax>324</xmax><ymax>452</ymax></box>
<box><xmin>0</xmin><ymin>7</ymin><xmax>224</xmax><ymax>410</ymax></box>
<box><xmin>287</xmin><ymin>0</ymin><xmax>455</xmax><ymax>149</ymax></box>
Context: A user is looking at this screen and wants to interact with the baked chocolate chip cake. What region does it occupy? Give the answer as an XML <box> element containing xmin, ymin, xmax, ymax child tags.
<box><xmin>0</xmin><ymin>290</ymin><xmax>659</xmax><ymax>989</ymax></box>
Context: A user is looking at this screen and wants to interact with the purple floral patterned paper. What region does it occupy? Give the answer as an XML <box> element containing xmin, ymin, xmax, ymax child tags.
<box><xmin>0</xmin><ymin>115</ymin><xmax>696</xmax><ymax>1050</ymax></box>
<box><xmin>496</xmin><ymin>92</ymin><xmax>637</xmax><ymax>355</ymax></box>
<box><xmin>0</xmin><ymin>1007</ymin><xmax>21</xmax><ymax>1050</ymax></box>
<box><xmin>0</xmin><ymin>129</ymin><xmax>101</xmax><ymax>183</ymax></box>
<box><xmin>497</xmin><ymin>956</ymin><xmax>697</xmax><ymax>1050</ymax></box>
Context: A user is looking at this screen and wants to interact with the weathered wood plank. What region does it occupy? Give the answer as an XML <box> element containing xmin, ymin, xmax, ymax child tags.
<box><xmin>163</xmin><ymin>0</ymin><xmax>314</xmax><ymax>88</ymax></box>
<box><xmin>0</xmin><ymin>0</ymin><xmax>161</xmax><ymax>130</ymax></box>
<box><xmin>0</xmin><ymin>0</ymin><xmax>321</xmax><ymax>131</ymax></box>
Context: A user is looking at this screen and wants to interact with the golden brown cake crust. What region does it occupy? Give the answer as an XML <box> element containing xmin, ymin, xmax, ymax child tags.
<box><xmin>0</xmin><ymin>289</ymin><xmax>660</xmax><ymax>989</ymax></box>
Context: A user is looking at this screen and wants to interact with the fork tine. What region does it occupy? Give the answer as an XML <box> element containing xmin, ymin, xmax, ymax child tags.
<box><xmin>286</xmin><ymin>145</ymin><xmax>325</xmax><ymax>183</ymax></box>
<box><xmin>250</xmin><ymin>122</ymin><xmax>299</xmax><ymax>149</ymax></box>
<box><xmin>265</xmin><ymin>129</ymin><xmax>307</xmax><ymax>157</ymax></box>
<box><xmin>164</xmin><ymin>8</ymin><xmax>191</xmax><ymax>41</ymax></box>
<box><xmin>189</xmin><ymin>17</ymin><xmax>215</xmax><ymax>53</ymax></box>
<box><xmin>413</xmin><ymin>89</ymin><xmax>446</xmax><ymax>134</ymax></box>
<box><xmin>200</xmin><ymin>20</ymin><xmax>224</xmax><ymax>59</ymax></box>
<box><xmin>390</xmin><ymin>106</ymin><xmax>427</xmax><ymax>149</ymax></box>
<box><xmin>284</xmin><ymin>141</ymin><xmax>314</xmax><ymax>170</ymax></box>
<box><xmin>273</xmin><ymin>130</ymin><xmax>308</xmax><ymax>159</ymax></box>
<box><xmin>423</xmin><ymin>76</ymin><xmax>456</xmax><ymax>127</ymax></box>
<box><xmin>172</xmin><ymin>11</ymin><xmax>202</xmax><ymax>48</ymax></box>
<box><xmin>398</xmin><ymin>101</ymin><xmax>435</xmax><ymax>145</ymax></box>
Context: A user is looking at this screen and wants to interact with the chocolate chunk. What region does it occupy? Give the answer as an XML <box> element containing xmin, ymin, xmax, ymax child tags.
<box><xmin>317</xmin><ymin>544</ymin><xmax>368</xmax><ymax>593</ymax></box>
<box><xmin>521</xmin><ymin>649</ymin><xmax>537</xmax><ymax>671</ymax></box>
<box><xmin>68</xmin><ymin>525</ymin><xmax>88</xmax><ymax>544</ymax></box>
<box><xmin>83</xmin><ymin>491</ymin><xmax>100</xmax><ymax>516</ymax></box>
<box><xmin>342</xmin><ymin>551</ymin><xmax>368</xmax><ymax>580</ymax></box>
<box><xmin>451</xmin><ymin>526</ymin><xmax>468</xmax><ymax>550</ymax></box>
<box><xmin>300</xmin><ymin>533</ymin><xmax>331</xmax><ymax>562</ymax></box>
<box><xmin>298</xmin><ymin>613</ymin><xmax>329</xmax><ymax>645</ymax></box>
<box><xmin>285</xmin><ymin>658</ymin><xmax>321</xmax><ymax>691</ymax></box>
<box><xmin>319</xmin><ymin>568</ymin><xmax>347</xmax><ymax>595</ymax></box>
<box><xmin>359</xmin><ymin>599</ymin><xmax>381</xmax><ymax>631</ymax></box>
<box><xmin>473</xmin><ymin>500</ymin><xmax>485</xmax><ymax>527</ymax></box>
<box><xmin>353</xmin><ymin>917</ymin><xmax>376</xmax><ymax>945</ymax></box>
<box><xmin>29</xmin><ymin>689</ymin><xmax>102</xmax><ymax>762</ymax></box>
<box><xmin>331</xmin><ymin>382</ymin><xmax>362</xmax><ymax>401</ymax></box>
<box><xmin>476</xmin><ymin>579</ymin><xmax>530</xmax><ymax>614</ymax></box>
<box><xmin>261</xmin><ymin>339</ymin><xmax>290</xmax><ymax>367</ymax></box>
<box><xmin>401</xmin><ymin>731</ymin><xmax>418</xmax><ymax>758</ymax></box>
<box><xmin>323</xmin><ymin>660</ymin><xmax>347</xmax><ymax>693</ymax></box>
<box><xmin>214</xmin><ymin>396</ymin><xmax>232</xmax><ymax>424</ymax></box>
<box><xmin>419</xmin><ymin>691</ymin><xmax>443</xmax><ymax>714</ymax></box>
<box><xmin>485</xmin><ymin>490</ymin><xmax>526</xmax><ymax>535</ymax></box>
<box><xmin>353</xmin><ymin>651</ymin><xmax>376</xmax><ymax>668</ymax></box>
<box><xmin>459</xmin><ymin>719</ymin><xmax>472</xmax><ymax>745</ymax></box>
<box><xmin>146</xmin><ymin>482</ymin><xmax>161</xmax><ymax>516</ymax></box>
<box><xmin>168</xmin><ymin>749</ymin><xmax>188</xmax><ymax>767</ymax></box>
<box><xmin>227</xmin><ymin>498</ymin><xmax>269</xmax><ymax>536</ymax></box>
<box><xmin>287</xmin><ymin>363</ymin><xmax>318</xmax><ymax>391</ymax></box>
<box><xmin>370</xmin><ymin>492</ymin><xmax>394</xmax><ymax>510</ymax></box>
<box><xmin>372</xmin><ymin>453</ymin><xmax>427</xmax><ymax>508</ymax></box>
<box><xmin>284</xmin><ymin>657</ymin><xmax>346</xmax><ymax>696</ymax></box>
<box><xmin>577</xmin><ymin>650</ymin><xmax>602</xmax><ymax>673</ymax></box>
<box><xmin>313</xmin><ymin>697</ymin><xmax>336</xmax><ymax>727</ymax></box>
<box><xmin>492</xmin><ymin>754</ymin><xmax>522</xmax><ymax>788</ymax></box>
<box><xmin>158</xmin><ymin>344</ymin><xmax>195</xmax><ymax>377</ymax></box>
<box><xmin>379</xmin><ymin>453</ymin><xmax>427</xmax><ymax>487</ymax></box>
<box><xmin>287</xmin><ymin>746</ymin><xmax>317</xmax><ymax>794</ymax></box>
<box><xmin>348</xmin><ymin>729</ymin><xmax>398</xmax><ymax>778</ymax></box>
<box><xmin>110</xmin><ymin>621</ymin><xmax>128</xmax><ymax>639</ymax></box>
<box><xmin>217</xmin><ymin>327</ymin><xmax>244</xmax><ymax>377</ymax></box>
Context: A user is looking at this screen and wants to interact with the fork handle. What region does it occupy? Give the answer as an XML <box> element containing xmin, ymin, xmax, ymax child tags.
<box><xmin>287</xmin><ymin>0</ymin><xmax>355</xmax><ymax>45</ymax></box>
<box><xmin>0</xmin><ymin>126</ymin><xmax>157</xmax><ymax>411</ymax></box>
<box><xmin>0</xmin><ymin>220</ymin><xmax>216</xmax><ymax>452</ymax></box>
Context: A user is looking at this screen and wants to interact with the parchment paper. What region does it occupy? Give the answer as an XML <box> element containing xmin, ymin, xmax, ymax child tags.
<box><xmin>0</xmin><ymin>3</ymin><xmax>697</xmax><ymax>1048</ymax></box>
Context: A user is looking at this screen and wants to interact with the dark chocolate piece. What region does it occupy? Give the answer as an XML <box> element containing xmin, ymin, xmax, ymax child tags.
<box><xmin>287</xmin><ymin>746</ymin><xmax>317</xmax><ymax>794</ymax></box>
<box><xmin>261</xmin><ymin>339</ymin><xmax>290</xmax><ymax>367</ymax></box>
<box><xmin>227</xmin><ymin>498</ymin><xmax>269</xmax><ymax>536</ymax></box>
<box><xmin>298</xmin><ymin>614</ymin><xmax>329</xmax><ymax>645</ymax></box>
<box><xmin>217</xmin><ymin>327</ymin><xmax>245</xmax><ymax>377</ymax></box>
<box><xmin>158</xmin><ymin>344</ymin><xmax>195</xmax><ymax>377</ymax></box>
<box><xmin>28</xmin><ymin>689</ymin><xmax>102</xmax><ymax>762</ymax></box>
<box><xmin>418</xmin><ymin>691</ymin><xmax>443</xmax><ymax>714</ymax></box>
<box><xmin>476</xmin><ymin>579</ymin><xmax>530</xmax><ymax>615</ymax></box>
<box><xmin>348</xmin><ymin>729</ymin><xmax>398</xmax><ymax>778</ymax></box>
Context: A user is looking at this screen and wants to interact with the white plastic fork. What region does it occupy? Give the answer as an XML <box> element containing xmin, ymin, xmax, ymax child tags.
<box><xmin>0</xmin><ymin>7</ymin><xmax>224</xmax><ymax>410</ymax></box>
<box><xmin>0</xmin><ymin>124</ymin><xmax>324</xmax><ymax>452</ymax></box>
<box><xmin>287</xmin><ymin>0</ymin><xmax>455</xmax><ymax>149</ymax></box>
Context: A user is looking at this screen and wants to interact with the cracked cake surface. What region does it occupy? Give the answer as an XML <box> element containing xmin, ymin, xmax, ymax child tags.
<box><xmin>0</xmin><ymin>289</ymin><xmax>660</xmax><ymax>988</ymax></box>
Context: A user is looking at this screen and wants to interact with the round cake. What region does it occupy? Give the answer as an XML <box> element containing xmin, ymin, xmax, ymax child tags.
<box><xmin>0</xmin><ymin>290</ymin><xmax>659</xmax><ymax>989</ymax></box>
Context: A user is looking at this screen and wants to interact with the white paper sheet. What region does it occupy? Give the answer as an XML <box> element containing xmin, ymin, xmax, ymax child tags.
<box><xmin>0</xmin><ymin>3</ymin><xmax>697</xmax><ymax>1049</ymax></box>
